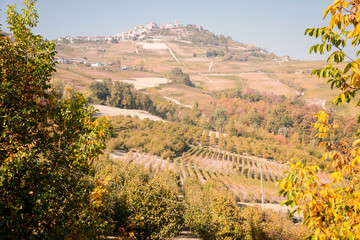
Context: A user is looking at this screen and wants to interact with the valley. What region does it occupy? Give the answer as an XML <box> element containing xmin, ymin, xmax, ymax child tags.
<box><xmin>51</xmin><ymin>24</ymin><xmax>358</xmax><ymax>238</ymax></box>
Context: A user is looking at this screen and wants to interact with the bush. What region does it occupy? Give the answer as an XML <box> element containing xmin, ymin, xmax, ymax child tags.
<box><xmin>183</xmin><ymin>178</ymin><xmax>308</xmax><ymax>240</ymax></box>
<box><xmin>95</xmin><ymin>155</ymin><xmax>183</xmax><ymax>239</ymax></box>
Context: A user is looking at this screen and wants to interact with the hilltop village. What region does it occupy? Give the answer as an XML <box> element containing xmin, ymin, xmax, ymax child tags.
<box><xmin>56</xmin><ymin>21</ymin><xmax>202</xmax><ymax>44</ymax></box>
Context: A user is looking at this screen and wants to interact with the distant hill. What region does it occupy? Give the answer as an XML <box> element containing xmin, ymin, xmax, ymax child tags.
<box><xmin>55</xmin><ymin>21</ymin><xmax>277</xmax><ymax>61</ymax></box>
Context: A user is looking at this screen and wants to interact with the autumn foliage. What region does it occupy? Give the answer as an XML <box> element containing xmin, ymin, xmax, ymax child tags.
<box><xmin>279</xmin><ymin>1</ymin><xmax>360</xmax><ymax>239</ymax></box>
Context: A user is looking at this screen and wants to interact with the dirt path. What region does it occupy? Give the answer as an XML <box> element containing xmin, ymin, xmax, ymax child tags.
<box><xmin>208</xmin><ymin>61</ymin><xmax>213</xmax><ymax>70</ymax></box>
<box><xmin>167</xmin><ymin>45</ymin><xmax>184</xmax><ymax>66</ymax></box>
<box><xmin>171</xmin><ymin>231</ymin><xmax>201</xmax><ymax>240</ymax></box>
<box><xmin>163</xmin><ymin>96</ymin><xmax>193</xmax><ymax>108</ymax></box>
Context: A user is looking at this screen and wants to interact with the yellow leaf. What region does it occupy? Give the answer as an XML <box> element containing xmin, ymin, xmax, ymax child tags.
<box><xmin>352</xmin><ymin>139</ymin><xmax>360</xmax><ymax>147</ymax></box>
<box><xmin>348</xmin><ymin>23</ymin><xmax>360</xmax><ymax>38</ymax></box>
<box><xmin>323</xmin><ymin>5</ymin><xmax>332</xmax><ymax>19</ymax></box>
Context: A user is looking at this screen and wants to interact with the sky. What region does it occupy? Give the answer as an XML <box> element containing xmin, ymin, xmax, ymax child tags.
<box><xmin>0</xmin><ymin>0</ymin><xmax>333</xmax><ymax>60</ymax></box>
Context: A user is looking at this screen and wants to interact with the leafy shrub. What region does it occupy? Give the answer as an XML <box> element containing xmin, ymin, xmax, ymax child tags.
<box><xmin>94</xmin><ymin>155</ymin><xmax>183</xmax><ymax>239</ymax></box>
<box><xmin>183</xmin><ymin>178</ymin><xmax>308</xmax><ymax>240</ymax></box>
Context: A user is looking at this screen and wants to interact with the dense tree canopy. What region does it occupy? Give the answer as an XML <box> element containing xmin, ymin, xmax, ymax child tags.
<box><xmin>0</xmin><ymin>1</ymin><xmax>109</xmax><ymax>238</ymax></box>
<box><xmin>88</xmin><ymin>79</ymin><xmax>154</xmax><ymax>112</ymax></box>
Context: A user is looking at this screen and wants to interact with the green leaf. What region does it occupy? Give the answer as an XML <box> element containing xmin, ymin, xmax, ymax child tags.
<box><xmin>280</xmin><ymin>200</ymin><xmax>288</xmax><ymax>206</ymax></box>
<box><xmin>344</xmin><ymin>63</ymin><xmax>353</xmax><ymax>73</ymax></box>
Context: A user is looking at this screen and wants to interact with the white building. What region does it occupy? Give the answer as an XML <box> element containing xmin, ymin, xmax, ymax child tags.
<box><xmin>91</xmin><ymin>62</ymin><xmax>104</xmax><ymax>67</ymax></box>
<box><xmin>280</xmin><ymin>56</ymin><xmax>290</xmax><ymax>62</ymax></box>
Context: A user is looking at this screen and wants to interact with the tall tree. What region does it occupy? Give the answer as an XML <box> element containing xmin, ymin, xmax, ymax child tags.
<box><xmin>0</xmin><ymin>1</ymin><xmax>109</xmax><ymax>238</ymax></box>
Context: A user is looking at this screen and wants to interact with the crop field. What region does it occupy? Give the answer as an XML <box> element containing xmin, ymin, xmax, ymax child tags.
<box><xmin>113</xmin><ymin>146</ymin><xmax>289</xmax><ymax>203</ymax></box>
<box><xmin>210</xmin><ymin>61</ymin><xmax>259</xmax><ymax>73</ymax></box>
<box><xmin>157</xmin><ymin>84</ymin><xmax>212</xmax><ymax>107</ymax></box>
<box><xmin>113</xmin><ymin>142</ymin><xmax>331</xmax><ymax>205</ymax></box>
<box><xmin>237</xmin><ymin>72</ymin><xmax>296</xmax><ymax>97</ymax></box>
<box><xmin>199</xmin><ymin>75</ymin><xmax>238</xmax><ymax>90</ymax></box>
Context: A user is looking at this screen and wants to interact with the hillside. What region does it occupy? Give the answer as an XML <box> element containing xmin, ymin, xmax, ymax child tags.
<box><xmin>50</xmin><ymin>22</ymin><xmax>358</xmax><ymax>239</ymax></box>
<box><xmin>53</xmin><ymin>22</ymin><xmax>357</xmax><ymax>118</ymax></box>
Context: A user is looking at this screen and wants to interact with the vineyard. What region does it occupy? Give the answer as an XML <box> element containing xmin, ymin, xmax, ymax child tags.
<box><xmin>112</xmin><ymin>142</ymin><xmax>331</xmax><ymax>204</ymax></box>
<box><xmin>113</xmin><ymin>145</ymin><xmax>289</xmax><ymax>203</ymax></box>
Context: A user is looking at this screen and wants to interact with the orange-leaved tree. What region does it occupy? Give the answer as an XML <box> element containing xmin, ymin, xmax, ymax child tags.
<box><xmin>278</xmin><ymin>1</ymin><xmax>360</xmax><ymax>239</ymax></box>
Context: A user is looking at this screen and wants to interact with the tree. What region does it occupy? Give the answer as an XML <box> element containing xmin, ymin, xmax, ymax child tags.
<box><xmin>218</xmin><ymin>134</ymin><xmax>226</xmax><ymax>150</ymax></box>
<box><xmin>266</xmin><ymin>105</ymin><xmax>293</xmax><ymax>134</ymax></box>
<box><xmin>245</xmin><ymin>108</ymin><xmax>262</xmax><ymax>127</ymax></box>
<box><xmin>209</xmin><ymin>132</ymin><xmax>217</xmax><ymax>146</ymax></box>
<box><xmin>134</xmin><ymin>59</ymin><xmax>145</xmax><ymax>71</ymax></box>
<box><xmin>206</xmin><ymin>51</ymin><xmax>213</xmax><ymax>57</ymax></box>
<box><xmin>0</xmin><ymin>1</ymin><xmax>109</xmax><ymax>238</ymax></box>
<box><xmin>89</xmin><ymin>81</ymin><xmax>111</xmax><ymax>103</ymax></box>
<box><xmin>226</xmin><ymin>136</ymin><xmax>234</xmax><ymax>152</ymax></box>
<box><xmin>278</xmin><ymin>1</ymin><xmax>360</xmax><ymax>239</ymax></box>
<box><xmin>201</xmin><ymin>130</ymin><xmax>209</xmax><ymax>147</ymax></box>
<box><xmin>167</xmin><ymin>68</ymin><xmax>194</xmax><ymax>87</ymax></box>
<box><xmin>211</xmin><ymin>106</ymin><xmax>229</xmax><ymax>133</ymax></box>
<box><xmin>183</xmin><ymin>178</ymin><xmax>247</xmax><ymax>240</ymax></box>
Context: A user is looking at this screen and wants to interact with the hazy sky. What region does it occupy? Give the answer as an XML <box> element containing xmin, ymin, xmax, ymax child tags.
<box><xmin>0</xmin><ymin>0</ymin><xmax>332</xmax><ymax>60</ymax></box>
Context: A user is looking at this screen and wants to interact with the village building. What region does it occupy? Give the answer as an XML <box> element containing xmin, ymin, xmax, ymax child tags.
<box><xmin>91</xmin><ymin>62</ymin><xmax>104</xmax><ymax>67</ymax></box>
<box><xmin>146</xmin><ymin>22</ymin><xmax>159</xmax><ymax>30</ymax></box>
<box><xmin>281</xmin><ymin>56</ymin><xmax>290</xmax><ymax>62</ymax></box>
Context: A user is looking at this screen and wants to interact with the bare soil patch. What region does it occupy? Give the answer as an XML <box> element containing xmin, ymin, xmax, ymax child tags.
<box><xmin>119</xmin><ymin>77</ymin><xmax>169</xmax><ymax>89</ymax></box>
<box><xmin>91</xmin><ymin>104</ymin><xmax>164</xmax><ymax>121</ymax></box>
